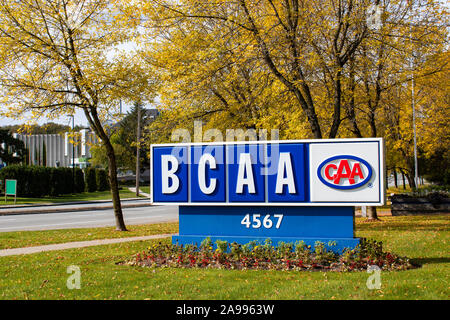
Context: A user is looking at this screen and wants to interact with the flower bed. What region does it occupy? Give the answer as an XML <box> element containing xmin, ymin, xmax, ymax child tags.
<box><xmin>121</xmin><ymin>238</ymin><xmax>417</xmax><ymax>272</ymax></box>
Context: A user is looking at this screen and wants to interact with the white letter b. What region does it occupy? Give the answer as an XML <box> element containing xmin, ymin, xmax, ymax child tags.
<box><xmin>161</xmin><ymin>155</ymin><xmax>180</xmax><ymax>194</ymax></box>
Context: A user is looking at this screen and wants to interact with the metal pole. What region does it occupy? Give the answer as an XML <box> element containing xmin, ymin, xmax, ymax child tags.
<box><xmin>72</xmin><ymin>115</ymin><xmax>75</xmax><ymax>194</ymax></box>
<box><xmin>135</xmin><ymin>104</ymin><xmax>141</xmax><ymax>197</ymax></box>
<box><xmin>411</xmin><ymin>68</ymin><xmax>419</xmax><ymax>188</ymax></box>
<box><xmin>409</xmin><ymin>5</ymin><xmax>419</xmax><ymax>189</ymax></box>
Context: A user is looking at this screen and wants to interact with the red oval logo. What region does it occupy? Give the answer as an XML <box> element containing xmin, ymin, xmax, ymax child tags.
<box><xmin>317</xmin><ymin>155</ymin><xmax>372</xmax><ymax>190</ymax></box>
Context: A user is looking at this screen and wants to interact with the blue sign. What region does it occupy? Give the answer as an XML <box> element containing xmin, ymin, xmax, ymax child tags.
<box><xmin>151</xmin><ymin>139</ymin><xmax>385</xmax><ymax>251</ymax></box>
<box><xmin>173</xmin><ymin>206</ymin><xmax>359</xmax><ymax>252</ymax></box>
<box><xmin>151</xmin><ymin>139</ymin><xmax>384</xmax><ymax>205</ymax></box>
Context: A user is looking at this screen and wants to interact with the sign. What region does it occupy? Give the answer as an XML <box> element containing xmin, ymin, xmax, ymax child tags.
<box><xmin>174</xmin><ymin>206</ymin><xmax>358</xmax><ymax>252</ymax></box>
<box><xmin>5</xmin><ymin>179</ymin><xmax>17</xmax><ymax>204</ymax></box>
<box><xmin>151</xmin><ymin>139</ymin><xmax>385</xmax><ymax>206</ymax></box>
<box><xmin>5</xmin><ymin>179</ymin><xmax>17</xmax><ymax>195</ymax></box>
<box><xmin>150</xmin><ymin>138</ymin><xmax>385</xmax><ymax>252</ymax></box>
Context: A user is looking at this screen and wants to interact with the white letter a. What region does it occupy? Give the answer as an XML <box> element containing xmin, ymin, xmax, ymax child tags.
<box><xmin>236</xmin><ymin>153</ymin><xmax>255</xmax><ymax>194</ymax></box>
<box><xmin>275</xmin><ymin>152</ymin><xmax>296</xmax><ymax>194</ymax></box>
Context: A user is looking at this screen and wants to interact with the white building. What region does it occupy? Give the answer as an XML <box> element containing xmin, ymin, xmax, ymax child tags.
<box><xmin>13</xmin><ymin>129</ymin><xmax>97</xmax><ymax>168</ymax></box>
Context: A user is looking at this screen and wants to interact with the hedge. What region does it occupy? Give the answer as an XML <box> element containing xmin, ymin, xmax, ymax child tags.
<box><xmin>0</xmin><ymin>165</ymin><xmax>85</xmax><ymax>197</ymax></box>
<box><xmin>96</xmin><ymin>169</ymin><xmax>110</xmax><ymax>191</ymax></box>
<box><xmin>84</xmin><ymin>167</ymin><xmax>97</xmax><ymax>193</ymax></box>
<box><xmin>75</xmin><ymin>168</ymin><xmax>85</xmax><ymax>193</ymax></box>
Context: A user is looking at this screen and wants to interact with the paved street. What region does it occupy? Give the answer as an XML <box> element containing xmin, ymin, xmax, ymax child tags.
<box><xmin>0</xmin><ymin>205</ymin><xmax>178</xmax><ymax>232</ymax></box>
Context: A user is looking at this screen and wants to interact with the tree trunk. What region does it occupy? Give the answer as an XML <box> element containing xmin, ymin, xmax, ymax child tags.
<box><xmin>105</xmin><ymin>139</ymin><xmax>127</xmax><ymax>231</ymax></box>
<box><xmin>406</xmin><ymin>172</ymin><xmax>416</xmax><ymax>190</ymax></box>
<box><xmin>393</xmin><ymin>167</ymin><xmax>398</xmax><ymax>188</ymax></box>
<box><xmin>329</xmin><ymin>70</ymin><xmax>342</xmax><ymax>138</ymax></box>
<box><xmin>401</xmin><ymin>170</ymin><xmax>406</xmax><ymax>189</ymax></box>
<box><xmin>367</xmin><ymin>206</ymin><xmax>380</xmax><ymax>221</ymax></box>
<box><xmin>84</xmin><ymin>107</ymin><xmax>127</xmax><ymax>231</ymax></box>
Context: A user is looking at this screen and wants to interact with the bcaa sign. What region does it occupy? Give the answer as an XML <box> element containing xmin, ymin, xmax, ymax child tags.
<box><xmin>151</xmin><ymin>138</ymin><xmax>385</xmax><ymax>205</ymax></box>
<box><xmin>317</xmin><ymin>155</ymin><xmax>373</xmax><ymax>190</ymax></box>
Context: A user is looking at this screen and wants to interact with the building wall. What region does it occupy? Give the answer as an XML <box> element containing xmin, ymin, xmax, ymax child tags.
<box><xmin>14</xmin><ymin>131</ymin><xmax>96</xmax><ymax>168</ymax></box>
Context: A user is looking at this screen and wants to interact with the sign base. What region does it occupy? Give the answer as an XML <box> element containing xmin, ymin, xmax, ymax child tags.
<box><xmin>172</xmin><ymin>235</ymin><xmax>360</xmax><ymax>253</ymax></box>
<box><xmin>173</xmin><ymin>206</ymin><xmax>360</xmax><ymax>253</ymax></box>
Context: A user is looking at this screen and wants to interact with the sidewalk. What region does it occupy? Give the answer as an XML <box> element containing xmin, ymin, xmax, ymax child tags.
<box><xmin>0</xmin><ymin>233</ymin><xmax>176</xmax><ymax>257</ymax></box>
<box><xmin>127</xmin><ymin>187</ymin><xmax>151</xmax><ymax>198</ymax></box>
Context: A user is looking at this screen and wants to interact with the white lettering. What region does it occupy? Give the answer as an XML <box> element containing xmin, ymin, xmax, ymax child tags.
<box><xmin>236</xmin><ymin>153</ymin><xmax>255</xmax><ymax>194</ymax></box>
<box><xmin>161</xmin><ymin>155</ymin><xmax>180</xmax><ymax>194</ymax></box>
<box><xmin>275</xmin><ymin>152</ymin><xmax>296</xmax><ymax>194</ymax></box>
<box><xmin>198</xmin><ymin>153</ymin><xmax>217</xmax><ymax>194</ymax></box>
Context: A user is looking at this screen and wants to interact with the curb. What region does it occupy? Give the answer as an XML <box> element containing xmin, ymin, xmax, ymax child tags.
<box><xmin>0</xmin><ymin>201</ymin><xmax>154</xmax><ymax>216</ymax></box>
<box><xmin>0</xmin><ymin>197</ymin><xmax>149</xmax><ymax>209</ymax></box>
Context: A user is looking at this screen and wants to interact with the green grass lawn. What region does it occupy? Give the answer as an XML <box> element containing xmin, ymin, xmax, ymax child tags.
<box><xmin>1</xmin><ymin>187</ymin><xmax>142</xmax><ymax>206</ymax></box>
<box><xmin>0</xmin><ymin>223</ymin><xmax>179</xmax><ymax>250</ymax></box>
<box><xmin>138</xmin><ymin>186</ymin><xmax>150</xmax><ymax>194</ymax></box>
<box><xmin>0</xmin><ymin>215</ymin><xmax>448</xmax><ymax>300</ymax></box>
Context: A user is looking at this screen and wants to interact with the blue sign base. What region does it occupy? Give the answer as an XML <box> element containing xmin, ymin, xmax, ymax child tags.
<box><xmin>172</xmin><ymin>235</ymin><xmax>359</xmax><ymax>253</ymax></box>
<box><xmin>172</xmin><ymin>206</ymin><xmax>360</xmax><ymax>253</ymax></box>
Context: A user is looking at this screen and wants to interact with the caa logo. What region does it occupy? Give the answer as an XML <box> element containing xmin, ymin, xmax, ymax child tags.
<box><xmin>317</xmin><ymin>155</ymin><xmax>372</xmax><ymax>190</ymax></box>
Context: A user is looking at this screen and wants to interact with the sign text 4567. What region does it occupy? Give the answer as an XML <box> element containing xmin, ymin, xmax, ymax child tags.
<box><xmin>241</xmin><ymin>214</ymin><xmax>284</xmax><ymax>229</ymax></box>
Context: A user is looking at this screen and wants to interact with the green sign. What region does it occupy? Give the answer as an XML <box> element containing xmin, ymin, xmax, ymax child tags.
<box><xmin>5</xmin><ymin>179</ymin><xmax>17</xmax><ymax>204</ymax></box>
<box><xmin>5</xmin><ymin>179</ymin><xmax>17</xmax><ymax>195</ymax></box>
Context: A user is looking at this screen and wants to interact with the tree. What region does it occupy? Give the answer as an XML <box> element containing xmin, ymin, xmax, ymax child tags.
<box><xmin>90</xmin><ymin>102</ymin><xmax>153</xmax><ymax>172</ymax></box>
<box><xmin>379</xmin><ymin>8</ymin><xmax>448</xmax><ymax>191</ymax></box>
<box><xmin>0</xmin><ymin>129</ymin><xmax>26</xmax><ymax>164</ymax></box>
<box><xmin>144</xmin><ymin>0</ymin><xmax>377</xmax><ymax>139</ymax></box>
<box><xmin>1</xmin><ymin>122</ymin><xmax>85</xmax><ymax>134</ymax></box>
<box><xmin>0</xmin><ymin>0</ymin><xmax>150</xmax><ymax>231</ymax></box>
<box><xmin>139</xmin><ymin>10</ymin><xmax>279</xmax><ymax>139</ymax></box>
<box><xmin>145</xmin><ymin>0</ymin><xmax>447</xmax><ymax>143</ymax></box>
<box><xmin>337</xmin><ymin>0</ymin><xmax>448</xmax><ymax>219</ymax></box>
<box><xmin>118</xmin><ymin>102</ymin><xmax>152</xmax><ymax>171</ymax></box>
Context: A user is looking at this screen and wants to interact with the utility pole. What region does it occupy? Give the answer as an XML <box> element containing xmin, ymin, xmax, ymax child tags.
<box><xmin>135</xmin><ymin>103</ymin><xmax>141</xmax><ymax>197</ymax></box>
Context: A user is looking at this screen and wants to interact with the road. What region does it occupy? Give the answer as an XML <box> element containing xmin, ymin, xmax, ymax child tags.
<box><xmin>0</xmin><ymin>205</ymin><xmax>178</xmax><ymax>232</ymax></box>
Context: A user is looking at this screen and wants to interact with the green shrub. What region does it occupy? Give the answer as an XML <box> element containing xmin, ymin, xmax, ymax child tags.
<box><xmin>84</xmin><ymin>167</ymin><xmax>97</xmax><ymax>192</ymax></box>
<box><xmin>39</xmin><ymin>166</ymin><xmax>51</xmax><ymax>197</ymax></box>
<box><xmin>61</xmin><ymin>168</ymin><xmax>74</xmax><ymax>194</ymax></box>
<box><xmin>28</xmin><ymin>166</ymin><xmax>49</xmax><ymax>197</ymax></box>
<box><xmin>96</xmin><ymin>168</ymin><xmax>110</xmax><ymax>191</ymax></box>
<box><xmin>131</xmin><ymin>238</ymin><xmax>416</xmax><ymax>271</ymax></box>
<box><xmin>0</xmin><ymin>165</ymin><xmax>28</xmax><ymax>197</ymax></box>
<box><xmin>0</xmin><ymin>165</ymin><xmax>84</xmax><ymax>197</ymax></box>
<box><xmin>49</xmin><ymin>167</ymin><xmax>64</xmax><ymax>196</ymax></box>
